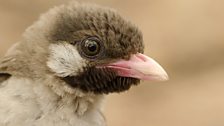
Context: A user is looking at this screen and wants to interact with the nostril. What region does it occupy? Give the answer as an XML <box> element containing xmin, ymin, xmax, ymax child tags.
<box><xmin>129</xmin><ymin>53</ymin><xmax>144</xmax><ymax>62</ymax></box>
<box><xmin>136</xmin><ymin>53</ymin><xmax>148</xmax><ymax>62</ymax></box>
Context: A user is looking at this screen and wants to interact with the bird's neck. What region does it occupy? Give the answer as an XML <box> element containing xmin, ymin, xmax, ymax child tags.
<box><xmin>38</xmin><ymin>74</ymin><xmax>105</xmax><ymax>116</ymax></box>
<box><xmin>3</xmin><ymin>76</ymin><xmax>106</xmax><ymax>125</ymax></box>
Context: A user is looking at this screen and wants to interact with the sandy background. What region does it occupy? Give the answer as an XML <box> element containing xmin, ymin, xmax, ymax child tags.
<box><xmin>0</xmin><ymin>0</ymin><xmax>224</xmax><ymax>126</ymax></box>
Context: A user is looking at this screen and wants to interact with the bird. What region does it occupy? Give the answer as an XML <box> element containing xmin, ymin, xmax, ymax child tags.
<box><xmin>0</xmin><ymin>2</ymin><xmax>168</xmax><ymax>126</ymax></box>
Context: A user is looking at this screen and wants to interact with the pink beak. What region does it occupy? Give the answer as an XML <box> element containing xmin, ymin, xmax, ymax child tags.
<box><xmin>101</xmin><ymin>53</ymin><xmax>168</xmax><ymax>81</ymax></box>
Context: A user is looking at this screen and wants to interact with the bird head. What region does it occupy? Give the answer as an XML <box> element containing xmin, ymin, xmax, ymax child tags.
<box><xmin>14</xmin><ymin>3</ymin><xmax>168</xmax><ymax>94</ymax></box>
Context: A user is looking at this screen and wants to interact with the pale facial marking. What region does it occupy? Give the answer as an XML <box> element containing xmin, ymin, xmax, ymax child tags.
<box><xmin>47</xmin><ymin>43</ymin><xmax>86</xmax><ymax>77</ymax></box>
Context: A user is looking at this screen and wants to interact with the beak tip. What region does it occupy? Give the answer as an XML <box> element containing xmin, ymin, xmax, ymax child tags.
<box><xmin>151</xmin><ymin>67</ymin><xmax>169</xmax><ymax>81</ymax></box>
<box><xmin>161</xmin><ymin>73</ymin><xmax>169</xmax><ymax>81</ymax></box>
<box><xmin>150</xmin><ymin>72</ymin><xmax>169</xmax><ymax>82</ymax></box>
<box><xmin>158</xmin><ymin>69</ymin><xmax>169</xmax><ymax>81</ymax></box>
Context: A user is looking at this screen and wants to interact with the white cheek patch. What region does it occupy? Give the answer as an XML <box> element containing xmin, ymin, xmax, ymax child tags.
<box><xmin>47</xmin><ymin>43</ymin><xmax>87</xmax><ymax>77</ymax></box>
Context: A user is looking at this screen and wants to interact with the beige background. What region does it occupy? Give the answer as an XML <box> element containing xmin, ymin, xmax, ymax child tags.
<box><xmin>1</xmin><ymin>0</ymin><xmax>224</xmax><ymax>126</ymax></box>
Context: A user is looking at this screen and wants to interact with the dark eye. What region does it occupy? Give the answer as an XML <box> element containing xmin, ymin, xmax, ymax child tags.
<box><xmin>80</xmin><ymin>37</ymin><xmax>102</xmax><ymax>59</ymax></box>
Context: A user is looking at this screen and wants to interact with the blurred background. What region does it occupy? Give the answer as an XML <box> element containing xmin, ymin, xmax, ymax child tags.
<box><xmin>0</xmin><ymin>0</ymin><xmax>224</xmax><ymax>126</ymax></box>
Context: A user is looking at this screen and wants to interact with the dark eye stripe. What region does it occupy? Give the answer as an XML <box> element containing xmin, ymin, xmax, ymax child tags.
<box><xmin>62</xmin><ymin>67</ymin><xmax>140</xmax><ymax>94</ymax></box>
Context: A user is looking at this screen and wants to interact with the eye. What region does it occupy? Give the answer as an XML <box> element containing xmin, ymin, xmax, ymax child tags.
<box><xmin>80</xmin><ymin>37</ymin><xmax>103</xmax><ymax>59</ymax></box>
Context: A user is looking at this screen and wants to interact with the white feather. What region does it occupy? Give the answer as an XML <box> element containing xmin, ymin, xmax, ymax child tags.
<box><xmin>0</xmin><ymin>77</ymin><xmax>106</xmax><ymax>126</ymax></box>
<box><xmin>47</xmin><ymin>43</ymin><xmax>87</xmax><ymax>77</ymax></box>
